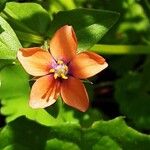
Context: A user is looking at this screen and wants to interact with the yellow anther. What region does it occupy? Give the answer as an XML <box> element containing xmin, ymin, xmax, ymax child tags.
<box><xmin>51</xmin><ymin>60</ymin><xmax>68</xmax><ymax>80</ymax></box>
<box><xmin>54</xmin><ymin>73</ymin><xmax>58</xmax><ymax>79</ymax></box>
<box><xmin>57</xmin><ymin>60</ymin><xmax>63</xmax><ymax>65</ymax></box>
<box><xmin>49</xmin><ymin>68</ymin><xmax>55</xmax><ymax>73</ymax></box>
<box><xmin>61</xmin><ymin>73</ymin><xmax>68</xmax><ymax>79</ymax></box>
<box><xmin>64</xmin><ymin>66</ymin><xmax>68</xmax><ymax>71</ymax></box>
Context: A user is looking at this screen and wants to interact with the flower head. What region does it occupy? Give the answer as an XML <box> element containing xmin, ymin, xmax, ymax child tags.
<box><xmin>17</xmin><ymin>25</ymin><xmax>108</xmax><ymax>112</ymax></box>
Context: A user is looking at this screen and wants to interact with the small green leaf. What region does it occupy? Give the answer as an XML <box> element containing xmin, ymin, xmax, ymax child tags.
<box><xmin>0</xmin><ymin>16</ymin><xmax>21</xmax><ymax>59</ymax></box>
<box><xmin>45</xmin><ymin>139</ymin><xmax>80</xmax><ymax>150</ymax></box>
<box><xmin>48</xmin><ymin>8</ymin><xmax>119</xmax><ymax>50</ymax></box>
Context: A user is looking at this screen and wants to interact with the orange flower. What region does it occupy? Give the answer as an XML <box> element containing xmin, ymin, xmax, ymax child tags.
<box><xmin>17</xmin><ymin>25</ymin><xmax>108</xmax><ymax>112</ymax></box>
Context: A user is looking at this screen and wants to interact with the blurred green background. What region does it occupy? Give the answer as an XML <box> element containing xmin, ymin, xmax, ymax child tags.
<box><xmin>0</xmin><ymin>0</ymin><xmax>150</xmax><ymax>149</ymax></box>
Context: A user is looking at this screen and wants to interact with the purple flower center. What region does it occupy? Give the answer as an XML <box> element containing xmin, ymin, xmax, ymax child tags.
<box><xmin>50</xmin><ymin>60</ymin><xmax>68</xmax><ymax>79</ymax></box>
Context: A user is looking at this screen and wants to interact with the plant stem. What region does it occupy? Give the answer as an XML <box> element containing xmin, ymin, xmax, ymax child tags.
<box><xmin>91</xmin><ymin>44</ymin><xmax>150</xmax><ymax>55</ymax></box>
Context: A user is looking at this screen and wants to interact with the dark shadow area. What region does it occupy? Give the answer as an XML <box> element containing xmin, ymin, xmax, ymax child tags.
<box><xmin>92</xmin><ymin>68</ymin><xmax>120</xmax><ymax>119</ymax></box>
<box><xmin>0</xmin><ymin>25</ymin><xmax>4</xmax><ymax>34</ymax></box>
<box><xmin>8</xmin><ymin>117</ymin><xmax>50</xmax><ymax>150</ymax></box>
<box><xmin>45</xmin><ymin>100</ymin><xmax>60</xmax><ymax>118</ymax></box>
<box><xmin>0</xmin><ymin>104</ymin><xmax>6</xmax><ymax>127</ymax></box>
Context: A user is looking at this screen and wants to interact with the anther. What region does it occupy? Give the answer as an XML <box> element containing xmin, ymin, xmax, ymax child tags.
<box><xmin>54</xmin><ymin>73</ymin><xmax>58</xmax><ymax>79</ymax></box>
<box><xmin>64</xmin><ymin>66</ymin><xmax>68</xmax><ymax>71</ymax></box>
<box><xmin>57</xmin><ymin>60</ymin><xmax>63</xmax><ymax>65</ymax></box>
<box><xmin>61</xmin><ymin>73</ymin><xmax>68</xmax><ymax>79</ymax></box>
<box><xmin>49</xmin><ymin>68</ymin><xmax>55</xmax><ymax>73</ymax></box>
<box><xmin>50</xmin><ymin>60</ymin><xmax>68</xmax><ymax>80</ymax></box>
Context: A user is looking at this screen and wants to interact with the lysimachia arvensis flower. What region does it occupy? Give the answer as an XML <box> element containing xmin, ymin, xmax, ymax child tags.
<box><xmin>17</xmin><ymin>25</ymin><xmax>108</xmax><ymax>112</ymax></box>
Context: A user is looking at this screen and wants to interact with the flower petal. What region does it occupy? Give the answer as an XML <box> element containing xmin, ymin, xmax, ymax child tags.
<box><xmin>50</xmin><ymin>25</ymin><xmax>77</xmax><ymax>62</ymax></box>
<box><xmin>69</xmin><ymin>52</ymin><xmax>108</xmax><ymax>79</ymax></box>
<box><xmin>61</xmin><ymin>77</ymin><xmax>89</xmax><ymax>112</ymax></box>
<box><xmin>29</xmin><ymin>75</ymin><xmax>60</xmax><ymax>108</ymax></box>
<box><xmin>17</xmin><ymin>47</ymin><xmax>53</xmax><ymax>76</ymax></box>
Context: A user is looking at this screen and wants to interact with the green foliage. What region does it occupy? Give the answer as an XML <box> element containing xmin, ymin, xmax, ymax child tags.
<box><xmin>115</xmin><ymin>57</ymin><xmax>150</xmax><ymax>129</ymax></box>
<box><xmin>117</xmin><ymin>0</ymin><xmax>149</xmax><ymax>32</ymax></box>
<box><xmin>0</xmin><ymin>16</ymin><xmax>21</xmax><ymax>59</ymax></box>
<box><xmin>42</xmin><ymin>0</ymin><xmax>76</xmax><ymax>14</ymax></box>
<box><xmin>83</xmin><ymin>0</ymin><xmax>149</xmax><ymax>45</ymax></box>
<box><xmin>0</xmin><ymin>117</ymin><xmax>150</xmax><ymax>150</ymax></box>
<box><xmin>1</xmin><ymin>2</ymin><xmax>51</xmax><ymax>46</ymax></box>
<box><xmin>117</xmin><ymin>0</ymin><xmax>149</xmax><ymax>44</ymax></box>
<box><xmin>0</xmin><ymin>2</ymin><xmax>119</xmax><ymax>49</ymax></box>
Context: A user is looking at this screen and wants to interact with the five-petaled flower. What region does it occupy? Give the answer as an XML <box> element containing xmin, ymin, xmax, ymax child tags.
<box><xmin>17</xmin><ymin>25</ymin><xmax>108</xmax><ymax>112</ymax></box>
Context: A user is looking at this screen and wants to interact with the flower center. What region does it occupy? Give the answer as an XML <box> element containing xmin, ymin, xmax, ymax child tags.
<box><xmin>50</xmin><ymin>60</ymin><xmax>68</xmax><ymax>79</ymax></box>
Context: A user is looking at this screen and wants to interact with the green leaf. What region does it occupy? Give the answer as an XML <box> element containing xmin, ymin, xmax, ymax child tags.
<box><xmin>0</xmin><ymin>64</ymin><xmax>29</xmax><ymax>99</ymax></box>
<box><xmin>0</xmin><ymin>16</ymin><xmax>21</xmax><ymax>59</ymax></box>
<box><xmin>1</xmin><ymin>2</ymin><xmax>51</xmax><ymax>45</ymax></box>
<box><xmin>92</xmin><ymin>117</ymin><xmax>150</xmax><ymax>150</ymax></box>
<box><xmin>48</xmin><ymin>8</ymin><xmax>119</xmax><ymax>50</ymax></box>
<box><xmin>0</xmin><ymin>117</ymin><xmax>150</xmax><ymax>150</ymax></box>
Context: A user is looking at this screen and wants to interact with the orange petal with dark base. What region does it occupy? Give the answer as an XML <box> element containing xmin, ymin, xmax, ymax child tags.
<box><xmin>29</xmin><ymin>75</ymin><xmax>60</xmax><ymax>108</ymax></box>
<box><xmin>61</xmin><ymin>77</ymin><xmax>89</xmax><ymax>112</ymax></box>
<box><xmin>50</xmin><ymin>25</ymin><xmax>77</xmax><ymax>62</ymax></box>
<box><xmin>17</xmin><ymin>47</ymin><xmax>53</xmax><ymax>76</ymax></box>
<box><xmin>69</xmin><ymin>52</ymin><xmax>108</xmax><ymax>79</ymax></box>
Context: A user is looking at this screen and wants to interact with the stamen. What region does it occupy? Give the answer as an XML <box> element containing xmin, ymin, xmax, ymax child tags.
<box><xmin>57</xmin><ymin>60</ymin><xmax>63</xmax><ymax>65</ymax></box>
<box><xmin>64</xmin><ymin>66</ymin><xmax>68</xmax><ymax>71</ymax></box>
<box><xmin>61</xmin><ymin>73</ymin><xmax>68</xmax><ymax>79</ymax></box>
<box><xmin>54</xmin><ymin>73</ymin><xmax>58</xmax><ymax>79</ymax></box>
<box><xmin>50</xmin><ymin>60</ymin><xmax>68</xmax><ymax>80</ymax></box>
<box><xmin>49</xmin><ymin>68</ymin><xmax>55</xmax><ymax>73</ymax></box>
